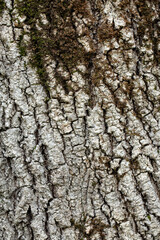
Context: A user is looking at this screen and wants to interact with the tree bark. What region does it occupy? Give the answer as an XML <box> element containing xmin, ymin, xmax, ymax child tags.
<box><xmin>0</xmin><ymin>0</ymin><xmax>160</xmax><ymax>239</ymax></box>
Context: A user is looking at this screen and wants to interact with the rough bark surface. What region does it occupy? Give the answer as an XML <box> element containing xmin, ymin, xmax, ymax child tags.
<box><xmin>0</xmin><ymin>0</ymin><xmax>160</xmax><ymax>239</ymax></box>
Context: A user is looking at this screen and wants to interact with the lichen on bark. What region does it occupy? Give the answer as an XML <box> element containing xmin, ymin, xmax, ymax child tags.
<box><xmin>0</xmin><ymin>0</ymin><xmax>160</xmax><ymax>239</ymax></box>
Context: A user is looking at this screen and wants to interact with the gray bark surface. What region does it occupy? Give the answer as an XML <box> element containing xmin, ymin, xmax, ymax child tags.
<box><xmin>0</xmin><ymin>0</ymin><xmax>160</xmax><ymax>239</ymax></box>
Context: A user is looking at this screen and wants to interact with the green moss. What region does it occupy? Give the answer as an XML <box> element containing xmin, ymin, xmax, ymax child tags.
<box><xmin>0</xmin><ymin>0</ymin><xmax>5</xmax><ymax>15</ymax></box>
<box><xmin>15</xmin><ymin>0</ymin><xmax>96</xmax><ymax>96</ymax></box>
<box><xmin>92</xmin><ymin>181</ymin><xmax>97</xmax><ymax>187</ymax></box>
<box><xmin>17</xmin><ymin>34</ymin><xmax>27</xmax><ymax>56</ymax></box>
<box><xmin>15</xmin><ymin>0</ymin><xmax>159</xmax><ymax>98</ymax></box>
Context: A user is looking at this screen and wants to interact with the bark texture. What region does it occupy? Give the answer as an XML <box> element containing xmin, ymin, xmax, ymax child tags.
<box><xmin>0</xmin><ymin>0</ymin><xmax>160</xmax><ymax>239</ymax></box>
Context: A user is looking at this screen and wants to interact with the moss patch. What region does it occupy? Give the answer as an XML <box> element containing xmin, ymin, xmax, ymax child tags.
<box><xmin>0</xmin><ymin>0</ymin><xmax>5</xmax><ymax>15</ymax></box>
<box><xmin>120</xmin><ymin>0</ymin><xmax>159</xmax><ymax>64</ymax></box>
<box><xmin>15</xmin><ymin>0</ymin><xmax>97</xmax><ymax>96</ymax></box>
<box><xmin>15</xmin><ymin>0</ymin><xmax>159</xmax><ymax>97</ymax></box>
<box><xmin>71</xmin><ymin>216</ymin><xmax>108</xmax><ymax>239</ymax></box>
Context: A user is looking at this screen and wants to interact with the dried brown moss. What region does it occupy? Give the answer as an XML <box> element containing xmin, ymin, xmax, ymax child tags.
<box><xmin>15</xmin><ymin>0</ymin><xmax>159</xmax><ymax>97</ymax></box>
<box><xmin>16</xmin><ymin>0</ymin><xmax>96</xmax><ymax>95</ymax></box>
<box><xmin>71</xmin><ymin>216</ymin><xmax>108</xmax><ymax>239</ymax></box>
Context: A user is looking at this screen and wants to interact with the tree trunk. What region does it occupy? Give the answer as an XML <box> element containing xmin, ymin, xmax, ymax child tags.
<box><xmin>0</xmin><ymin>0</ymin><xmax>160</xmax><ymax>239</ymax></box>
